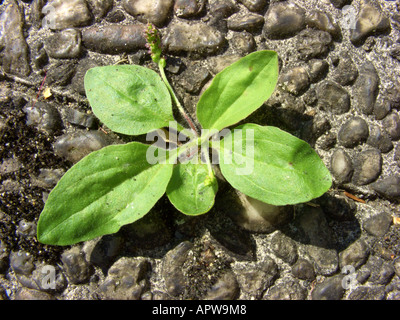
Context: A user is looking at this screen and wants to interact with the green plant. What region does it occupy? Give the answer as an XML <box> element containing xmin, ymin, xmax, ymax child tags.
<box><xmin>37</xmin><ymin>25</ymin><xmax>332</xmax><ymax>246</ymax></box>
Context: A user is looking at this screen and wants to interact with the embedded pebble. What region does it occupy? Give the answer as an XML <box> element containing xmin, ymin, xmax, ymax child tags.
<box><xmin>382</xmin><ymin>112</ymin><xmax>400</xmax><ymax>141</ymax></box>
<box><xmin>204</xmin><ymin>271</ymin><xmax>240</xmax><ymax>300</ymax></box>
<box><xmin>230</xmin><ymin>32</ymin><xmax>256</xmax><ymax>55</ymax></box>
<box><xmin>123</xmin><ymin>0</ymin><xmax>174</xmax><ymax>27</ymax></box>
<box><xmin>348</xmin><ymin>286</ymin><xmax>386</xmax><ymax>300</ymax></box>
<box><xmin>86</xmin><ymin>0</ymin><xmax>113</xmax><ymax>20</ymax></box>
<box><xmin>372</xmin><ymin>176</ymin><xmax>400</xmax><ymax>200</ymax></box>
<box><xmin>238</xmin><ymin>0</ymin><xmax>268</xmax><ymax>12</ymax></box>
<box><xmin>82</xmin><ymin>24</ymin><xmax>147</xmax><ymax>54</ymax></box>
<box><xmin>31</xmin><ymin>263</ymin><xmax>67</xmax><ymax>293</ymax></box>
<box><xmin>71</xmin><ymin>58</ymin><xmax>101</xmax><ymax>95</ymax></box>
<box><xmin>162</xmin><ymin>22</ymin><xmax>225</xmax><ymax>56</ymax></box>
<box><xmin>350</xmin><ymin>2</ymin><xmax>391</xmax><ymax>45</ymax></box>
<box><xmin>363</xmin><ymin>212</ymin><xmax>392</xmax><ymax>238</ymax></box>
<box><xmin>31</xmin><ymin>168</ymin><xmax>65</xmax><ymax>189</ymax></box>
<box><xmin>330</xmin><ymin>148</ymin><xmax>353</xmax><ymax>184</ymax></box>
<box><xmin>100</xmin><ymin>257</ymin><xmax>150</xmax><ymax>300</ymax></box>
<box><xmin>263</xmin><ymin>279</ymin><xmax>307</xmax><ymax>300</ymax></box>
<box><xmin>16</xmin><ymin>219</ymin><xmax>37</xmax><ymax>239</ymax></box>
<box><xmin>316</xmin><ymin>80</ymin><xmax>350</xmax><ymax>114</ymax></box>
<box><xmin>338</xmin><ymin>117</ymin><xmax>369</xmax><ymax>148</ymax></box>
<box><xmin>366</xmin><ymin>256</ymin><xmax>395</xmax><ymax>285</ymax></box>
<box><xmin>366</xmin><ymin>125</ymin><xmax>393</xmax><ymax>153</ymax></box>
<box><xmin>43</xmin><ymin>0</ymin><xmax>92</xmax><ymax>30</ymax></box>
<box><xmin>60</xmin><ymin>247</ymin><xmax>93</xmax><ymax>284</ymax></box>
<box><xmin>354</xmin><ymin>62</ymin><xmax>380</xmax><ymax>115</ymax></box>
<box><xmin>84</xmin><ymin>235</ymin><xmax>123</xmax><ymax>270</ymax></box>
<box><xmin>306</xmin><ymin>10</ymin><xmax>341</xmax><ymax>39</ymax></box>
<box><xmin>331</xmin><ymin>53</ymin><xmax>359</xmax><ymax>86</ymax></box>
<box><xmin>162</xmin><ymin>241</ymin><xmax>193</xmax><ymax>297</ymax></box>
<box><xmin>227</xmin><ymin>12</ymin><xmax>264</xmax><ymax>32</ymax></box>
<box><xmin>14</xmin><ymin>288</ymin><xmax>55</xmax><ymax>300</ymax></box>
<box><xmin>352</xmin><ymin>149</ymin><xmax>382</xmax><ymax>186</ymax></box>
<box><xmin>235</xmin><ymin>257</ymin><xmax>278</xmax><ymax>299</ymax></box>
<box><xmin>66</xmin><ymin>109</ymin><xmax>97</xmax><ymax>129</ymax></box>
<box><xmin>311</xmin><ymin>275</ymin><xmax>345</xmax><ymax>300</ymax></box>
<box><xmin>279</xmin><ymin>66</ymin><xmax>310</xmax><ymax>96</ymax></box>
<box><xmin>0</xmin><ymin>0</ymin><xmax>31</xmax><ymax>77</ymax></box>
<box><xmin>209</xmin><ymin>0</ymin><xmax>238</xmax><ymax>18</ymax></box>
<box><xmin>374</xmin><ymin>97</ymin><xmax>392</xmax><ymax>120</ymax></box>
<box><xmin>44</xmin><ymin>28</ymin><xmax>82</xmax><ymax>59</ymax></box>
<box><xmin>338</xmin><ymin>239</ymin><xmax>370</xmax><ymax>269</ymax></box>
<box><xmin>174</xmin><ymin>0</ymin><xmax>205</xmax><ymax>18</ymax></box>
<box><xmin>10</xmin><ymin>251</ymin><xmax>35</xmax><ymax>276</ymax></box>
<box><xmin>297</xmin><ymin>29</ymin><xmax>332</xmax><ymax>61</ymax></box>
<box><xmin>307</xmin><ymin>59</ymin><xmax>329</xmax><ymax>83</ymax></box>
<box><xmin>307</xmin><ymin>246</ymin><xmax>339</xmax><ymax>276</ymax></box>
<box><xmin>291</xmin><ymin>258</ymin><xmax>316</xmax><ymax>281</ymax></box>
<box><xmin>53</xmin><ymin>130</ymin><xmax>111</xmax><ymax>163</ymax></box>
<box><xmin>270</xmin><ymin>231</ymin><xmax>298</xmax><ymax>265</ymax></box>
<box><xmin>263</xmin><ymin>2</ymin><xmax>306</xmax><ymax>39</ymax></box>
<box><xmin>24</xmin><ymin>102</ymin><xmax>62</xmax><ymax>135</ymax></box>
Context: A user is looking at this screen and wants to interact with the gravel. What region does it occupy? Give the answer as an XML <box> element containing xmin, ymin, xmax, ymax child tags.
<box><xmin>0</xmin><ymin>0</ymin><xmax>399</xmax><ymax>301</ymax></box>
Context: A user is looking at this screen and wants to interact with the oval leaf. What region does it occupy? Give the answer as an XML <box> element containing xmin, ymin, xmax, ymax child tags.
<box><xmin>166</xmin><ymin>161</ymin><xmax>218</xmax><ymax>215</ymax></box>
<box><xmin>217</xmin><ymin>124</ymin><xmax>332</xmax><ymax>206</ymax></box>
<box><xmin>37</xmin><ymin>142</ymin><xmax>173</xmax><ymax>245</ymax></box>
<box><xmin>197</xmin><ymin>50</ymin><xmax>279</xmax><ymax>131</ymax></box>
<box><xmin>84</xmin><ymin>65</ymin><xmax>174</xmax><ymax>136</ymax></box>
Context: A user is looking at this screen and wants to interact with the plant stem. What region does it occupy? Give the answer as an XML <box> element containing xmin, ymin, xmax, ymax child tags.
<box><xmin>158</xmin><ymin>61</ymin><xmax>199</xmax><ymax>137</ymax></box>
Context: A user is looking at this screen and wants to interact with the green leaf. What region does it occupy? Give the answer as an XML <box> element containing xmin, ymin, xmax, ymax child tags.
<box><xmin>217</xmin><ymin>123</ymin><xmax>332</xmax><ymax>206</ymax></box>
<box><xmin>197</xmin><ymin>50</ymin><xmax>279</xmax><ymax>131</ymax></box>
<box><xmin>37</xmin><ymin>142</ymin><xmax>173</xmax><ymax>245</ymax></box>
<box><xmin>166</xmin><ymin>160</ymin><xmax>218</xmax><ymax>215</ymax></box>
<box><xmin>84</xmin><ymin>65</ymin><xmax>174</xmax><ymax>136</ymax></box>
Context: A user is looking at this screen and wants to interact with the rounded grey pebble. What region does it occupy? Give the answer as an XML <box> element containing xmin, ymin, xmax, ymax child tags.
<box><xmin>317</xmin><ymin>80</ymin><xmax>350</xmax><ymax>115</ymax></box>
<box><xmin>61</xmin><ymin>247</ymin><xmax>93</xmax><ymax>285</ymax></box>
<box><xmin>297</xmin><ymin>29</ymin><xmax>332</xmax><ymax>61</ymax></box>
<box><xmin>338</xmin><ymin>239</ymin><xmax>370</xmax><ymax>269</ymax></box>
<box><xmin>311</xmin><ymin>275</ymin><xmax>345</xmax><ymax>300</ymax></box>
<box><xmin>366</xmin><ymin>125</ymin><xmax>393</xmax><ymax>153</ymax></box>
<box><xmin>352</xmin><ymin>149</ymin><xmax>382</xmax><ymax>185</ymax></box>
<box><xmin>10</xmin><ymin>251</ymin><xmax>35</xmax><ymax>276</ymax></box>
<box><xmin>362</xmin><ymin>212</ymin><xmax>392</xmax><ymax>238</ymax></box>
<box><xmin>44</xmin><ymin>28</ymin><xmax>82</xmax><ymax>59</ymax></box>
<box><xmin>270</xmin><ymin>231</ymin><xmax>298</xmax><ymax>265</ymax></box>
<box><xmin>338</xmin><ymin>117</ymin><xmax>369</xmax><ymax>148</ymax></box>
<box><xmin>291</xmin><ymin>258</ymin><xmax>316</xmax><ymax>281</ymax></box>
<box><xmin>372</xmin><ymin>176</ymin><xmax>400</xmax><ymax>200</ymax></box>
<box><xmin>330</xmin><ymin>148</ymin><xmax>353</xmax><ymax>184</ymax></box>
<box><xmin>204</xmin><ymin>271</ymin><xmax>240</xmax><ymax>300</ymax></box>
<box><xmin>348</xmin><ymin>286</ymin><xmax>386</xmax><ymax>300</ymax></box>
<box><xmin>382</xmin><ymin>112</ymin><xmax>400</xmax><ymax>141</ymax></box>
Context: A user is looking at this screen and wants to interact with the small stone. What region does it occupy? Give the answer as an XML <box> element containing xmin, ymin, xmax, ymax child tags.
<box><xmin>44</xmin><ymin>28</ymin><xmax>82</xmax><ymax>59</ymax></box>
<box><xmin>307</xmin><ymin>246</ymin><xmax>339</xmax><ymax>276</ymax></box>
<box><xmin>204</xmin><ymin>271</ymin><xmax>240</xmax><ymax>300</ymax></box>
<box><xmin>270</xmin><ymin>231</ymin><xmax>298</xmax><ymax>265</ymax></box>
<box><xmin>350</xmin><ymin>2</ymin><xmax>391</xmax><ymax>45</ymax></box>
<box><xmin>16</xmin><ymin>219</ymin><xmax>37</xmax><ymax>239</ymax></box>
<box><xmin>297</xmin><ymin>29</ymin><xmax>332</xmax><ymax>61</ymax></box>
<box><xmin>82</xmin><ymin>24</ymin><xmax>147</xmax><ymax>54</ymax></box>
<box><xmin>235</xmin><ymin>257</ymin><xmax>278</xmax><ymax>299</ymax></box>
<box><xmin>366</xmin><ymin>125</ymin><xmax>393</xmax><ymax>153</ymax></box>
<box><xmin>306</xmin><ymin>10</ymin><xmax>341</xmax><ymax>39</ymax></box>
<box><xmin>84</xmin><ymin>235</ymin><xmax>123</xmax><ymax>270</ymax></box>
<box><xmin>354</xmin><ymin>62</ymin><xmax>380</xmax><ymax>115</ymax></box>
<box><xmin>100</xmin><ymin>257</ymin><xmax>151</xmax><ymax>300</ymax></box>
<box><xmin>209</xmin><ymin>0</ymin><xmax>238</xmax><ymax>18</ymax></box>
<box><xmin>263</xmin><ymin>279</ymin><xmax>307</xmax><ymax>300</ymax></box>
<box><xmin>330</xmin><ymin>148</ymin><xmax>353</xmax><ymax>184</ymax></box>
<box><xmin>53</xmin><ymin>130</ymin><xmax>111</xmax><ymax>163</ymax></box>
<box><xmin>311</xmin><ymin>275</ymin><xmax>345</xmax><ymax>300</ymax></box>
<box><xmin>61</xmin><ymin>247</ymin><xmax>93</xmax><ymax>284</ymax></box>
<box><xmin>339</xmin><ymin>239</ymin><xmax>370</xmax><ymax>269</ymax></box>
<box><xmin>238</xmin><ymin>0</ymin><xmax>268</xmax><ymax>12</ymax></box>
<box><xmin>372</xmin><ymin>176</ymin><xmax>400</xmax><ymax>200</ymax></box>
<box><xmin>390</xmin><ymin>44</ymin><xmax>400</xmax><ymax>61</ymax></box>
<box><xmin>174</xmin><ymin>0</ymin><xmax>205</xmax><ymax>18</ymax></box>
<box><xmin>230</xmin><ymin>32</ymin><xmax>256</xmax><ymax>55</ymax></box>
<box><xmin>363</xmin><ymin>212</ymin><xmax>392</xmax><ymax>237</ymax></box>
<box><xmin>263</xmin><ymin>2</ymin><xmax>306</xmax><ymax>39</ymax></box>
<box><xmin>291</xmin><ymin>258</ymin><xmax>316</xmax><ymax>281</ymax></box>
<box><xmin>227</xmin><ymin>12</ymin><xmax>264</xmax><ymax>32</ymax></box>
<box><xmin>23</xmin><ymin>102</ymin><xmax>62</xmax><ymax>135</ymax></box>
<box><xmin>331</xmin><ymin>53</ymin><xmax>359</xmax><ymax>86</ymax></box>
<box><xmin>71</xmin><ymin>58</ymin><xmax>101</xmax><ymax>95</ymax></box>
<box><xmin>352</xmin><ymin>149</ymin><xmax>382</xmax><ymax>186</ymax></box>
<box><xmin>366</xmin><ymin>256</ymin><xmax>395</xmax><ymax>285</ymax></box>
<box><xmin>316</xmin><ymin>81</ymin><xmax>350</xmax><ymax>115</ymax></box>
<box><xmin>208</xmin><ymin>54</ymin><xmax>241</xmax><ymax>75</ymax></box>
<box><xmin>123</xmin><ymin>0</ymin><xmax>174</xmax><ymax>27</ymax></box>
<box><xmin>278</xmin><ymin>66</ymin><xmax>310</xmax><ymax>96</ymax></box>
<box><xmin>43</xmin><ymin>0</ymin><xmax>92</xmax><ymax>30</ymax></box>
<box><xmin>162</xmin><ymin>22</ymin><xmax>225</xmax><ymax>56</ymax></box>
<box><xmin>46</xmin><ymin>60</ymin><xmax>77</xmax><ymax>87</ymax></box>
<box><xmin>66</xmin><ymin>109</ymin><xmax>97</xmax><ymax>129</ymax></box>
<box><xmin>31</xmin><ymin>263</ymin><xmax>67</xmax><ymax>293</ymax></box>
<box><xmin>307</xmin><ymin>59</ymin><xmax>329</xmax><ymax>83</ymax></box>
<box><xmin>0</xmin><ymin>0</ymin><xmax>31</xmax><ymax>77</ymax></box>
<box><xmin>162</xmin><ymin>241</ymin><xmax>193</xmax><ymax>297</ymax></box>
<box><xmin>179</xmin><ymin>63</ymin><xmax>211</xmax><ymax>95</ymax></box>
<box><xmin>338</xmin><ymin>117</ymin><xmax>369</xmax><ymax>148</ymax></box>
<box><xmin>382</xmin><ymin>112</ymin><xmax>400</xmax><ymax>141</ymax></box>
<box><xmin>10</xmin><ymin>251</ymin><xmax>35</xmax><ymax>276</ymax></box>
<box><xmin>374</xmin><ymin>97</ymin><xmax>391</xmax><ymax>120</ymax></box>
<box><xmin>348</xmin><ymin>286</ymin><xmax>386</xmax><ymax>300</ymax></box>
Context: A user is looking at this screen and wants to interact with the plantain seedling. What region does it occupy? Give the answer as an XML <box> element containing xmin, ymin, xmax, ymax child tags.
<box><xmin>37</xmin><ymin>25</ymin><xmax>332</xmax><ymax>246</ymax></box>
